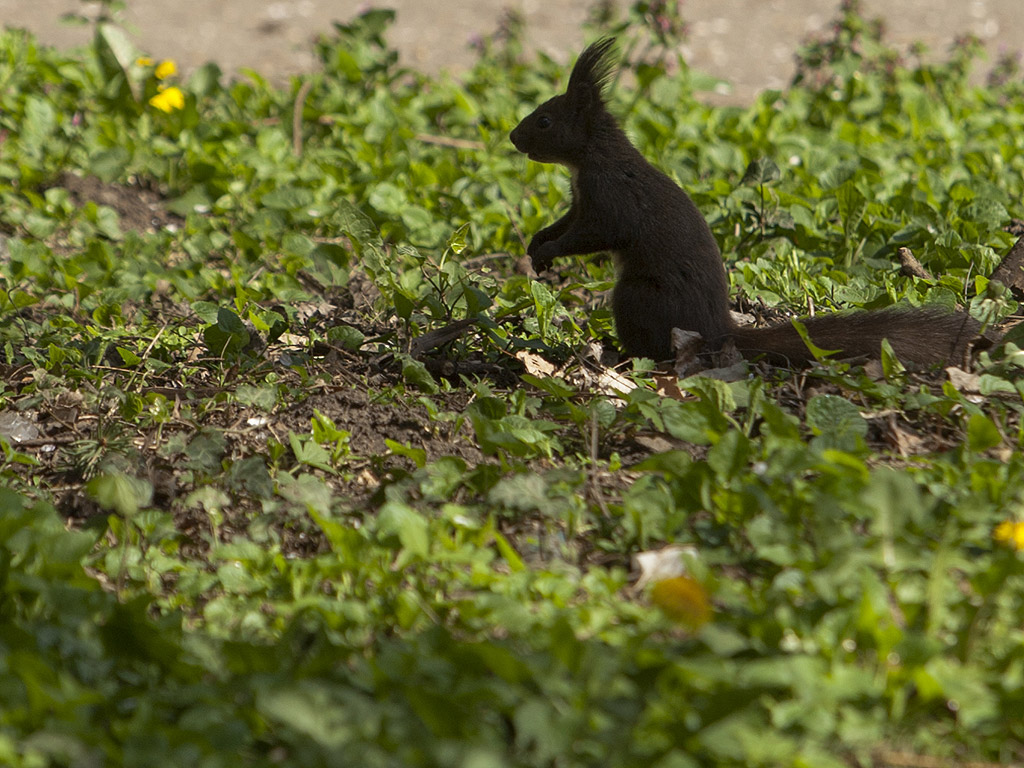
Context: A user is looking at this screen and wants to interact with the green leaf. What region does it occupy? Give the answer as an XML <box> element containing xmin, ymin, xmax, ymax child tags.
<box><xmin>962</xmin><ymin>198</ymin><xmax>1007</xmax><ymax>230</ymax></box>
<box><xmin>185</xmin><ymin>430</ymin><xmax>227</xmax><ymax>471</ymax></box>
<box><xmin>21</xmin><ymin>95</ymin><xmax>57</xmax><ymax>157</ymax></box>
<box><xmin>400</xmin><ymin>355</ymin><xmax>439</xmax><ymax>394</ymax></box>
<box><xmin>819</xmin><ymin>159</ymin><xmax>859</xmax><ymax>189</ymax></box>
<box><xmin>740</xmin><ymin>157</ymin><xmax>781</xmax><ymax>186</ymax></box>
<box><xmin>116</xmin><ymin>346</ymin><xmax>141</xmax><ymax>366</ymax></box>
<box><xmin>262</xmin><ymin>186</ymin><xmax>314</xmax><ymax>211</ymax></box>
<box><xmin>707</xmin><ymin>429</ymin><xmax>751</xmax><ymax>481</ymax></box>
<box><xmin>491</xmin><ymin>529</ymin><xmax>525</xmax><ymax>572</ymax></box>
<box><xmin>790</xmin><ymin>318</ymin><xmax>840</xmax><ymax>360</ymax></box>
<box><xmin>256</xmin><ymin>683</ymin><xmax>354</xmax><ymax>749</ymax></box>
<box><xmin>835</xmin><ymin>180</ymin><xmax>867</xmax><ymax>243</ymax></box>
<box><xmin>805</xmin><ymin>394</ymin><xmax>867</xmax><ymax>440</ymax></box>
<box><xmin>166</xmin><ymin>186</ymin><xmax>213</xmax><ymax>216</ymax></box>
<box><xmin>326</xmin><ymin>325</ymin><xmax>365</xmax><ymax>351</ymax></box>
<box><xmin>86</xmin><ymin>472</ymin><xmax>153</xmax><ymax>517</ymax></box>
<box><xmin>966</xmin><ymin>412</ymin><xmax>1001</xmax><ymax>452</ymax></box>
<box><xmin>332</xmin><ymin>199</ymin><xmax>377</xmax><ymax>243</ymax></box>
<box><xmin>386</xmin><ymin>438</ymin><xmax>427</xmax><ymax>468</ymax></box>
<box><xmin>93</xmin><ymin>22</ymin><xmax>139</xmax><ymax>102</ymax></box>
<box><xmin>488</xmin><ymin>473</ymin><xmax>549</xmax><ymax>512</ymax></box>
<box><xmin>521</xmin><ymin>374</ymin><xmax>576</xmax><ymax>399</ymax></box>
<box><xmin>289</xmin><ymin>432</ymin><xmax>334</xmax><ymax>472</ymax></box>
<box><xmin>203</xmin><ymin>308</ymin><xmax>251</xmax><ymax>356</ymax></box>
<box><xmin>90</xmin><ymin>147</ymin><xmax>131</xmax><ymax>182</ymax></box>
<box><xmin>879</xmin><ymin>338</ymin><xmax>906</xmax><ymax>378</ymax></box>
<box><xmin>377</xmin><ymin>500</ymin><xmax>430</xmax><ymax>559</ymax></box>
<box><xmin>446</xmin><ymin>224</ymin><xmax>468</xmax><ymax>255</ymax></box>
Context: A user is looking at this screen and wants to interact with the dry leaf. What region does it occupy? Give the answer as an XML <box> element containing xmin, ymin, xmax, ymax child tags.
<box><xmin>697</xmin><ymin>362</ymin><xmax>748</xmax><ymax>382</ymax></box>
<box><xmin>654</xmin><ymin>374</ymin><xmax>689</xmax><ymax>401</ymax></box>
<box><xmin>515</xmin><ymin>350</ymin><xmax>557</xmax><ymax>377</ymax></box>
<box><xmin>634</xmin><ymin>544</ymin><xmax>699</xmax><ymax>589</ymax></box>
<box><xmin>863</xmin><ymin>359</ymin><xmax>885</xmax><ymax>380</ymax></box>
<box><xmin>633</xmin><ymin>434</ymin><xmax>677</xmax><ymax>453</ymax></box>
<box><xmin>883</xmin><ymin>413</ymin><xmax>926</xmax><ymax>456</ymax></box>
<box><xmin>716</xmin><ymin>336</ymin><xmax>744</xmax><ymax>367</ymax></box>
<box><xmin>292</xmin><ymin>299</ymin><xmax>337</xmax><ymax>323</ymax></box>
<box><xmin>278</xmin><ymin>332</ymin><xmax>309</xmax><ymax>347</ymax></box>
<box><xmin>671</xmin><ymin>327</ymin><xmax>705</xmax><ymax>378</ymax></box>
<box><xmin>946</xmin><ymin>366</ymin><xmax>981</xmax><ymax>393</ymax></box>
<box><xmin>591</xmin><ymin>366</ymin><xmax>634</xmax><ymax>397</ymax></box>
<box><xmin>566</xmin><ymin>361</ymin><xmax>635</xmax><ymax>398</ymax></box>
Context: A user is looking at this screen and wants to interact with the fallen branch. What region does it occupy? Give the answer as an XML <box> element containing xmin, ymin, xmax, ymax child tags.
<box><xmin>409</xmin><ymin>318</ymin><xmax>478</xmax><ymax>358</ymax></box>
<box><xmin>414</xmin><ymin>133</ymin><xmax>485</xmax><ymax>151</ymax></box>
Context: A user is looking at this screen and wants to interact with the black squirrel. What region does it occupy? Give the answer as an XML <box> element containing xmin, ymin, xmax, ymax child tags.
<box><xmin>509</xmin><ymin>38</ymin><xmax>979</xmax><ymax>365</ymax></box>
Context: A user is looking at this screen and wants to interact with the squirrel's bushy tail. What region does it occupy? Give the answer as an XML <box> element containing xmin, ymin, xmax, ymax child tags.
<box><xmin>728</xmin><ymin>307</ymin><xmax>979</xmax><ymax>366</ymax></box>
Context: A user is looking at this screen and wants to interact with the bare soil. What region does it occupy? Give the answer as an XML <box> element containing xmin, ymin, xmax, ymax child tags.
<box><xmin>1</xmin><ymin>0</ymin><xmax>1021</xmax><ymax>103</ymax></box>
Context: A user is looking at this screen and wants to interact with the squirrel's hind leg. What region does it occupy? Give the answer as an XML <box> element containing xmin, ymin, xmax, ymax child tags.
<box><xmin>612</xmin><ymin>276</ymin><xmax>677</xmax><ymax>361</ymax></box>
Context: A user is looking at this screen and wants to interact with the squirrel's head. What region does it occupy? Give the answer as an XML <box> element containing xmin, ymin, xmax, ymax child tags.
<box><xmin>510</xmin><ymin>38</ymin><xmax>617</xmax><ymax>166</ymax></box>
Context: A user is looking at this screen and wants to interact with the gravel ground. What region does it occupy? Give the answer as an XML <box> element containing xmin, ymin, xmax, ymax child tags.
<box><xmin>0</xmin><ymin>0</ymin><xmax>1020</xmax><ymax>102</ymax></box>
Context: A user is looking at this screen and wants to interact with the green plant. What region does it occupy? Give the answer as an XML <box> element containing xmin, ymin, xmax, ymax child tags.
<box><xmin>0</xmin><ymin>3</ymin><xmax>1022</xmax><ymax>765</ymax></box>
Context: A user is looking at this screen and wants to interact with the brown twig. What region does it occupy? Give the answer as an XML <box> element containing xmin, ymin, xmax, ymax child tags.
<box><xmin>408</xmin><ymin>318</ymin><xmax>478</xmax><ymax>358</ymax></box>
<box><xmin>459</xmin><ymin>252</ymin><xmax>513</xmax><ymax>268</ymax></box>
<box><xmin>414</xmin><ymin>133</ymin><xmax>485</xmax><ymax>151</ymax></box>
<box><xmin>897</xmin><ymin>247</ymin><xmax>934</xmax><ymax>280</ymax></box>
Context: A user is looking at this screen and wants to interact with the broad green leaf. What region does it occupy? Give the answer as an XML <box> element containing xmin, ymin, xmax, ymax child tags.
<box><xmin>805</xmin><ymin>394</ymin><xmax>867</xmax><ymax>440</ymax></box>
<box><xmin>966</xmin><ymin>412</ymin><xmax>1001</xmax><ymax>452</ymax></box>
<box><xmin>740</xmin><ymin>157</ymin><xmax>781</xmax><ymax>186</ymax></box>
<box><xmin>87</xmin><ymin>472</ymin><xmax>153</xmax><ymax>517</ymax></box>
<box><xmin>377</xmin><ymin>500</ymin><xmax>429</xmax><ymax>559</ymax></box>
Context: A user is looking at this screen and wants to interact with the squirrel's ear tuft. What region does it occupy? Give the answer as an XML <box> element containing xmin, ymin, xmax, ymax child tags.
<box><xmin>567</xmin><ymin>37</ymin><xmax>617</xmax><ymax>106</ymax></box>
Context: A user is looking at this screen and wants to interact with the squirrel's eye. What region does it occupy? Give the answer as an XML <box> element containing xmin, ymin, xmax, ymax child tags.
<box><xmin>537</xmin><ymin>115</ymin><xmax>552</xmax><ymax>129</ymax></box>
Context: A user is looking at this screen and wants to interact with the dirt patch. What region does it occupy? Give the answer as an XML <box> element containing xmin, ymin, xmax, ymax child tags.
<box><xmin>4</xmin><ymin>1</ymin><xmax>1021</xmax><ymax>105</ymax></box>
<box><xmin>56</xmin><ymin>172</ymin><xmax>180</xmax><ymax>235</ymax></box>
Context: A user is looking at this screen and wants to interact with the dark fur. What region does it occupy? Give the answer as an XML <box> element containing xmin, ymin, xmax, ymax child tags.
<box><xmin>510</xmin><ymin>38</ymin><xmax>979</xmax><ymax>365</ymax></box>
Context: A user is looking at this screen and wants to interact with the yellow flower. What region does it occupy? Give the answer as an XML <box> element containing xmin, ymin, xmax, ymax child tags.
<box><xmin>650</xmin><ymin>576</ymin><xmax>711</xmax><ymax>628</ymax></box>
<box><xmin>149</xmin><ymin>85</ymin><xmax>184</xmax><ymax>113</ymax></box>
<box><xmin>154</xmin><ymin>60</ymin><xmax>177</xmax><ymax>80</ymax></box>
<box><xmin>994</xmin><ymin>520</ymin><xmax>1024</xmax><ymax>551</ymax></box>
<box><xmin>136</xmin><ymin>57</ymin><xmax>154</xmax><ymax>67</ymax></box>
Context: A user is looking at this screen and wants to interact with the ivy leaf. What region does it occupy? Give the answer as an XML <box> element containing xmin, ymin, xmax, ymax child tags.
<box><xmin>806</xmin><ymin>394</ymin><xmax>867</xmax><ymax>452</ymax></box>
<box><xmin>203</xmin><ymin>308</ymin><xmax>251</xmax><ymax>357</ymax></box>
<box><xmin>741</xmin><ymin>157</ymin><xmax>781</xmax><ymax>186</ymax></box>
<box><xmin>87</xmin><ymin>472</ymin><xmax>153</xmax><ymax>517</ymax></box>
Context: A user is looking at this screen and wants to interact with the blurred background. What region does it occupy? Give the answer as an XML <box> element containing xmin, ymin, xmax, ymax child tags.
<box><xmin>0</xmin><ymin>0</ymin><xmax>1018</xmax><ymax>102</ymax></box>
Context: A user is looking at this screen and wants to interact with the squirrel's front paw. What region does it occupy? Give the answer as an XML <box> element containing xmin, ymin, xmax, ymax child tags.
<box><xmin>530</xmin><ymin>241</ymin><xmax>558</xmax><ymax>273</ymax></box>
